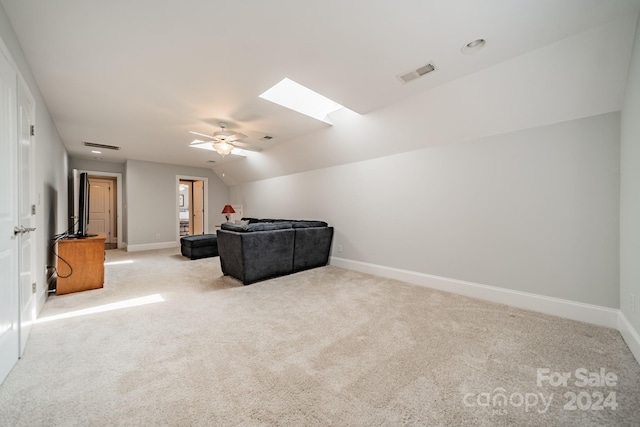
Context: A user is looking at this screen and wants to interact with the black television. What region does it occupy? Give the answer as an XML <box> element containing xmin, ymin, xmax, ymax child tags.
<box><xmin>77</xmin><ymin>172</ymin><xmax>91</xmax><ymax>237</ymax></box>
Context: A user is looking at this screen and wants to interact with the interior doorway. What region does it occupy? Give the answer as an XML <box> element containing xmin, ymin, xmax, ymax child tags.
<box><xmin>87</xmin><ymin>176</ymin><xmax>117</xmax><ymax>249</ymax></box>
<box><xmin>1</xmin><ymin>42</ymin><xmax>37</xmax><ymax>383</ymax></box>
<box><xmin>1</xmin><ymin>46</ymin><xmax>21</xmax><ymax>383</ymax></box>
<box><xmin>178</xmin><ymin>177</ymin><xmax>207</xmax><ymax>237</ymax></box>
<box><xmin>79</xmin><ymin>170</ymin><xmax>123</xmax><ymax>249</ymax></box>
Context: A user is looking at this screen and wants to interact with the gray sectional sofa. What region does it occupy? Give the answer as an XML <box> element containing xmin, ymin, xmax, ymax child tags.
<box><xmin>216</xmin><ymin>219</ymin><xmax>334</xmax><ymax>285</ymax></box>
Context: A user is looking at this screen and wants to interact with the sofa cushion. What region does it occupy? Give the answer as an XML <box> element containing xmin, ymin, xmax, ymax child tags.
<box><xmin>240</xmin><ymin>218</ymin><xmax>328</xmax><ymax>228</ymax></box>
<box><xmin>242</xmin><ymin>217</ymin><xmax>261</xmax><ymax>224</ymax></box>
<box><xmin>221</xmin><ymin>222</ymin><xmax>293</xmax><ymax>232</ymax></box>
<box><xmin>291</xmin><ymin>220</ymin><xmax>328</xmax><ymax>228</ymax></box>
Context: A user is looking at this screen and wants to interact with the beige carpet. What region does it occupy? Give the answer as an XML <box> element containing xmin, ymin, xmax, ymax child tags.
<box><xmin>0</xmin><ymin>248</ymin><xmax>638</xmax><ymax>426</ymax></box>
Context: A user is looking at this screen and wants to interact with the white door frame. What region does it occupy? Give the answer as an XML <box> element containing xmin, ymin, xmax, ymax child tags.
<box><xmin>176</xmin><ymin>175</ymin><xmax>208</xmax><ymax>240</ymax></box>
<box><xmin>0</xmin><ymin>37</ymin><xmax>20</xmax><ymax>385</ymax></box>
<box><xmin>79</xmin><ymin>170</ymin><xmax>123</xmax><ymax>249</ymax></box>
<box><xmin>87</xmin><ymin>177</ymin><xmax>115</xmax><ymax>244</ymax></box>
<box><xmin>17</xmin><ymin>71</ymin><xmax>36</xmax><ymax>356</ymax></box>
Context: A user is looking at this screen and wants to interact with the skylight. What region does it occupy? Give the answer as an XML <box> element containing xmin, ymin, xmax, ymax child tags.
<box><xmin>259</xmin><ymin>78</ymin><xmax>344</xmax><ymax>124</ymax></box>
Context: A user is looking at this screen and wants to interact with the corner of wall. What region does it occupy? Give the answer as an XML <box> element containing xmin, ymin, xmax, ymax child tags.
<box><xmin>618</xmin><ymin>312</ymin><xmax>640</xmax><ymax>364</ymax></box>
<box><xmin>620</xmin><ymin>11</ymin><xmax>640</xmax><ymax>357</ymax></box>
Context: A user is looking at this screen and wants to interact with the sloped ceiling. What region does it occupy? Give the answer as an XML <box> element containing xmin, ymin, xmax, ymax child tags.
<box><xmin>2</xmin><ymin>0</ymin><xmax>639</xmax><ymax>184</ymax></box>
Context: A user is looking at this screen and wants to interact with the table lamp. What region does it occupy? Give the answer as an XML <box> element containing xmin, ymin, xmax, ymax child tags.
<box><xmin>221</xmin><ymin>205</ymin><xmax>235</xmax><ymax>222</ymax></box>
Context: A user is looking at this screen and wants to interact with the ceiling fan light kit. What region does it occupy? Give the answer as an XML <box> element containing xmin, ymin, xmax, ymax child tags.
<box><xmin>188</xmin><ymin>121</ymin><xmax>262</xmax><ymax>156</ymax></box>
<box><xmin>213</xmin><ymin>141</ymin><xmax>235</xmax><ymax>157</ymax></box>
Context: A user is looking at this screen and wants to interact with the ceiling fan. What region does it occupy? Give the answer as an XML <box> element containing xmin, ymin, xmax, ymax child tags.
<box><xmin>189</xmin><ymin>122</ymin><xmax>263</xmax><ymax>156</ymax></box>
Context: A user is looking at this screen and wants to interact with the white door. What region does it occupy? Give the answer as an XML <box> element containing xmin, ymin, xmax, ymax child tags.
<box><xmin>0</xmin><ymin>50</ymin><xmax>19</xmax><ymax>383</ymax></box>
<box><xmin>88</xmin><ymin>178</ymin><xmax>113</xmax><ymax>243</ymax></box>
<box><xmin>17</xmin><ymin>77</ymin><xmax>35</xmax><ymax>355</ymax></box>
<box><xmin>179</xmin><ymin>180</ymin><xmax>191</xmax><ymax>236</ymax></box>
<box><xmin>193</xmin><ymin>181</ymin><xmax>204</xmax><ymax>235</ymax></box>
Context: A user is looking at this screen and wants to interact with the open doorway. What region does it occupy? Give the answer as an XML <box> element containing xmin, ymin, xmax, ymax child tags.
<box><xmin>87</xmin><ymin>175</ymin><xmax>118</xmax><ymax>249</ymax></box>
<box><xmin>178</xmin><ymin>177</ymin><xmax>207</xmax><ymax>237</ymax></box>
<box><xmin>81</xmin><ymin>171</ymin><xmax>123</xmax><ymax>250</ymax></box>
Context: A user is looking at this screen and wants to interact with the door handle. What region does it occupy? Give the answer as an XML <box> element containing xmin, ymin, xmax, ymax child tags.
<box><xmin>13</xmin><ymin>226</ymin><xmax>36</xmax><ymax>235</ymax></box>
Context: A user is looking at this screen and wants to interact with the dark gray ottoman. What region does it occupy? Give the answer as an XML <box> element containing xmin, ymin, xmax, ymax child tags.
<box><xmin>180</xmin><ymin>234</ymin><xmax>218</xmax><ymax>260</ymax></box>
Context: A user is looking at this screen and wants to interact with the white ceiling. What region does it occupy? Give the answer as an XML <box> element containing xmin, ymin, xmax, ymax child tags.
<box><xmin>2</xmin><ymin>0</ymin><xmax>640</xmax><ymax>175</ymax></box>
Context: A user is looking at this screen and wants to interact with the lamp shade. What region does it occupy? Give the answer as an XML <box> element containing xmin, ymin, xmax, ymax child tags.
<box><xmin>221</xmin><ymin>205</ymin><xmax>235</xmax><ymax>215</ymax></box>
<box><xmin>212</xmin><ymin>141</ymin><xmax>234</xmax><ymax>156</ymax></box>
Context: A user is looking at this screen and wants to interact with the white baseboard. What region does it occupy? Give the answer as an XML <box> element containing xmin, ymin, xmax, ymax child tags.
<box><xmin>330</xmin><ymin>257</ymin><xmax>619</xmax><ymax>329</ymax></box>
<box><xmin>618</xmin><ymin>312</ymin><xmax>640</xmax><ymax>364</ymax></box>
<box><xmin>37</xmin><ymin>289</ymin><xmax>47</xmax><ymax>316</ymax></box>
<box><xmin>126</xmin><ymin>241</ymin><xmax>179</xmax><ymax>252</ymax></box>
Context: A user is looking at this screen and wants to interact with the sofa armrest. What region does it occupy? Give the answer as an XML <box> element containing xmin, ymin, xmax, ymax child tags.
<box><xmin>217</xmin><ymin>228</ymin><xmax>295</xmax><ymax>285</ymax></box>
<box><xmin>293</xmin><ymin>226</ymin><xmax>334</xmax><ymax>272</ymax></box>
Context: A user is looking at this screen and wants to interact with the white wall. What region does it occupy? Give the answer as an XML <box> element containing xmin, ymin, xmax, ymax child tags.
<box><xmin>227</xmin><ymin>13</ymin><xmax>638</xmax><ymax>317</ymax></box>
<box><xmin>620</xmin><ymin>17</ymin><xmax>640</xmax><ymax>336</ymax></box>
<box><xmin>231</xmin><ymin>113</ymin><xmax>620</xmax><ymax>308</ymax></box>
<box><xmin>215</xmin><ymin>14</ymin><xmax>636</xmax><ymax>185</ymax></box>
<box><xmin>1</xmin><ymin>3</ymin><xmax>68</xmax><ymax>312</ymax></box>
<box><xmin>125</xmin><ymin>160</ymin><xmax>229</xmax><ymax>247</ymax></box>
<box><xmin>69</xmin><ymin>158</ymin><xmax>124</xmax><ymax>174</ymax></box>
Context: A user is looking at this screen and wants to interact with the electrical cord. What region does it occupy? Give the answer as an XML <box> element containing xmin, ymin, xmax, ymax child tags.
<box><xmin>47</xmin><ymin>220</ymin><xmax>79</xmax><ymax>280</ymax></box>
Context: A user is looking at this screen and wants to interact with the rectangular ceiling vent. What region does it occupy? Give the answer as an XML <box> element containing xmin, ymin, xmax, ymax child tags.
<box><xmin>397</xmin><ymin>62</ymin><xmax>437</xmax><ymax>84</ymax></box>
<box><xmin>83</xmin><ymin>141</ymin><xmax>120</xmax><ymax>151</ymax></box>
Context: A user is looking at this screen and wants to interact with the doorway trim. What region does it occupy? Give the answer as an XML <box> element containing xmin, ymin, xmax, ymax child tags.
<box><xmin>79</xmin><ymin>170</ymin><xmax>123</xmax><ymax>249</ymax></box>
<box><xmin>176</xmin><ymin>175</ymin><xmax>208</xmax><ymax>240</ymax></box>
<box><xmin>0</xmin><ymin>36</ymin><xmax>21</xmax><ymax>384</ymax></box>
<box><xmin>17</xmin><ymin>68</ymin><xmax>36</xmax><ymax>357</ymax></box>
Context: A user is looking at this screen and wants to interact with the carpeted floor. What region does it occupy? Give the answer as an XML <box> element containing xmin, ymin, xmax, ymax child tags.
<box><xmin>0</xmin><ymin>248</ymin><xmax>638</xmax><ymax>426</ymax></box>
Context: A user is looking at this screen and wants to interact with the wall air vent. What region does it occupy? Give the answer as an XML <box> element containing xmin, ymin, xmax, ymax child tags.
<box><xmin>83</xmin><ymin>141</ymin><xmax>120</xmax><ymax>151</ymax></box>
<box><xmin>397</xmin><ymin>62</ymin><xmax>437</xmax><ymax>84</ymax></box>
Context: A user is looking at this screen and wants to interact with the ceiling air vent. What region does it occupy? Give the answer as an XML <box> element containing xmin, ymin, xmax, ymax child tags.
<box><xmin>397</xmin><ymin>62</ymin><xmax>437</xmax><ymax>84</ymax></box>
<box><xmin>83</xmin><ymin>141</ymin><xmax>120</xmax><ymax>151</ymax></box>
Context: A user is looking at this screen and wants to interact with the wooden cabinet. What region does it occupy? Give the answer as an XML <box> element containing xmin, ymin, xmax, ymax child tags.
<box><xmin>56</xmin><ymin>234</ymin><xmax>105</xmax><ymax>295</ymax></box>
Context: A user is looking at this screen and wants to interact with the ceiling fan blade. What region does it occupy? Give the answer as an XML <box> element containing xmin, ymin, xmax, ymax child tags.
<box><xmin>231</xmin><ymin>141</ymin><xmax>263</xmax><ymax>152</ymax></box>
<box><xmin>188</xmin><ymin>130</ymin><xmax>214</xmax><ymax>139</ymax></box>
<box><xmin>189</xmin><ymin>139</ymin><xmax>210</xmax><ymax>145</ymax></box>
